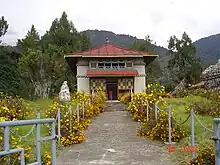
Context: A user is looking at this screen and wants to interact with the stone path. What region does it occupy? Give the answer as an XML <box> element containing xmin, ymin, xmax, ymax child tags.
<box><xmin>56</xmin><ymin>111</ymin><xmax>176</xmax><ymax>165</ymax></box>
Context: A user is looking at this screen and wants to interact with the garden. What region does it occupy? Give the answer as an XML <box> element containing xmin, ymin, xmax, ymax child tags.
<box><xmin>120</xmin><ymin>84</ymin><xmax>219</xmax><ymax>165</ymax></box>
<box><xmin>0</xmin><ymin>88</ymin><xmax>107</xmax><ymax>164</ymax></box>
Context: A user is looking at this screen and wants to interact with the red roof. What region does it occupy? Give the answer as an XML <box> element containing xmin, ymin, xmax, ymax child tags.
<box><xmin>87</xmin><ymin>70</ymin><xmax>138</xmax><ymax>76</ymax></box>
<box><xmin>65</xmin><ymin>43</ymin><xmax>157</xmax><ymax>57</ymax></box>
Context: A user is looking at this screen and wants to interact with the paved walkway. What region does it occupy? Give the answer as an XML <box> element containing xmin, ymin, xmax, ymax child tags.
<box><xmin>56</xmin><ymin>111</ymin><xmax>176</xmax><ymax>165</ymax></box>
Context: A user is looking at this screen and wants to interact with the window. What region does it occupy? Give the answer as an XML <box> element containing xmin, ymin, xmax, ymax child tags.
<box><xmin>105</xmin><ymin>62</ymin><xmax>111</xmax><ymax>69</ymax></box>
<box><xmin>119</xmin><ymin>62</ymin><xmax>125</xmax><ymax>68</ymax></box>
<box><xmin>91</xmin><ymin>61</ymin><xmax>131</xmax><ymax>69</ymax></box>
<box><xmin>112</xmin><ymin>62</ymin><xmax>118</xmax><ymax>69</ymax></box>
<box><xmin>90</xmin><ymin>62</ymin><xmax>97</xmax><ymax>68</ymax></box>
<box><xmin>98</xmin><ymin>63</ymin><xmax>104</xmax><ymax>68</ymax></box>
<box><xmin>126</xmin><ymin>62</ymin><xmax>133</xmax><ymax>68</ymax></box>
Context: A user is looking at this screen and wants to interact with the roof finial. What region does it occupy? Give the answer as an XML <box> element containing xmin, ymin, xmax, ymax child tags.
<box><xmin>105</xmin><ymin>36</ymin><xmax>110</xmax><ymax>43</ymax></box>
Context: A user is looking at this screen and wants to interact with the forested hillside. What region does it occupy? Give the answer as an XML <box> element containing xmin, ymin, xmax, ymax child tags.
<box><xmin>83</xmin><ymin>29</ymin><xmax>220</xmax><ymax>68</ymax></box>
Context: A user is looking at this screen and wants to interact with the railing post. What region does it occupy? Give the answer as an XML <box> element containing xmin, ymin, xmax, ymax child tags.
<box><xmin>36</xmin><ymin>112</ymin><xmax>41</xmax><ymax>164</ymax></box>
<box><xmin>146</xmin><ymin>104</ymin><xmax>149</xmax><ymax>121</ymax></box>
<box><xmin>168</xmin><ymin>105</ymin><xmax>172</xmax><ymax>144</ymax></box>
<box><xmin>69</xmin><ymin>105</ymin><xmax>72</xmax><ymax>133</ymax></box>
<box><xmin>57</xmin><ymin>107</ymin><xmax>61</xmax><ymax>144</ymax></box>
<box><xmin>4</xmin><ymin>126</ymin><xmax>10</xmax><ymax>151</ymax></box>
<box><xmin>20</xmin><ymin>149</ymin><xmax>25</xmax><ymax>165</ymax></box>
<box><xmin>154</xmin><ymin>103</ymin><xmax>158</xmax><ymax>121</ymax></box>
<box><xmin>51</xmin><ymin>121</ymin><xmax>56</xmax><ymax>165</ymax></box>
<box><xmin>214</xmin><ymin>120</ymin><xmax>220</xmax><ymax>165</ymax></box>
<box><xmin>77</xmin><ymin>105</ymin><xmax>80</xmax><ymax>122</ymax></box>
<box><xmin>190</xmin><ymin>108</ymin><xmax>196</xmax><ymax>158</ymax></box>
<box><xmin>4</xmin><ymin>126</ymin><xmax>10</xmax><ymax>164</ymax></box>
<box><xmin>82</xmin><ymin>101</ymin><xmax>85</xmax><ymax>120</ymax></box>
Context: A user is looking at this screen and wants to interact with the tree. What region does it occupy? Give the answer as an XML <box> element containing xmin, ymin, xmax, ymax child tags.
<box><xmin>41</xmin><ymin>11</ymin><xmax>90</xmax><ymax>53</ymax></box>
<box><xmin>167</xmin><ymin>32</ymin><xmax>202</xmax><ymax>84</ymax></box>
<box><xmin>0</xmin><ymin>17</ymin><xmax>19</xmax><ymax>96</ymax></box>
<box><xmin>0</xmin><ymin>16</ymin><xmax>9</xmax><ymax>43</ymax></box>
<box><xmin>0</xmin><ymin>46</ymin><xmax>19</xmax><ymax>96</ymax></box>
<box><xmin>17</xmin><ymin>25</ymin><xmax>40</xmax><ymax>54</ymax></box>
<box><xmin>131</xmin><ymin>36</ymin><xmax>163</xmax><ymax>83</ymax></box>
<box><xmin>40</xmin><ymin>11</ymin><xmax>91</xmax><ymax>94</ymax></box>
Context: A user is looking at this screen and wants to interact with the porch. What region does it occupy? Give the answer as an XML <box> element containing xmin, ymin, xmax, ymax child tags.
<box><xmin>90</xmin><ymin>77</ymin><xmax>134</xmax><ymax>100</ymax></box>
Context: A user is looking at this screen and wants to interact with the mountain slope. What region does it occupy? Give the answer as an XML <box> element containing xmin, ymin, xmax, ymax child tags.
<box><xmin>82</xmin><ymin>30</ymin><xmax>168</xmax><ymax>57</ymax></box>
<box><xmin>193</xmin><ymin>34</ymin><xmax>220</xmax><ymax>67</ymax></box>
<box><xmin>82</xmin><ymin>29</ymin><xmax>220</xmax><ymax>68</ymax></box>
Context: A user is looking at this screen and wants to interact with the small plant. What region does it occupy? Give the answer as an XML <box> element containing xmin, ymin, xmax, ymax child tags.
<box><xmin>190</xmin><ymin>101</ymin><xmax>220</xmax><ymax>117</ymax></box>
<box><xmin>190</xmin><ymin>143</ymin><xmax>215</xmax><ymax>165</ymax></box>
<box><xmin>120</xmin><ymin>93</ymin><xmax>131</xmax><ymax>105</ymax></box>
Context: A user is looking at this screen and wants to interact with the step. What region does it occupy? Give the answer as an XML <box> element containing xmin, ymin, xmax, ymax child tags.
<box><xmin>104</xmin><ymin>101</ymin><xmax>126</xmax><ymax>111</ymax></box>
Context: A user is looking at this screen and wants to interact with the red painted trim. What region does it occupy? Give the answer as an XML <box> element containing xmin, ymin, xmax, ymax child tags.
<box><xmin>86</xmin><ymin>70</ymin><xmax>139</xmax><ymax>76</ymax></box>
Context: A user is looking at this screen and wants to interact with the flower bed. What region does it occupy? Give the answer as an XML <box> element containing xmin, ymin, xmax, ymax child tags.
<box><xmin>46</xmin><ymin>88</ymin><xmax>107</xmax><ymax>147</ymax></box>
<box><xmin>0</xmin><ymin>88</ymin><xmax>107</xmax><ymax>164</ymax></box>
<box><xmin>124</xmin><ymin>83</ymin><xmax>188</xmax><ymax>143</ymax></box>
<box><xmin>0</xmin><ymin>94</ymin><xmax>32</xmax><ymax>164</ymax></box>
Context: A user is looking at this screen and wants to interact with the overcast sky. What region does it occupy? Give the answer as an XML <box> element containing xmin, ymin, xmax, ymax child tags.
<box><xmin>1</xmin><ymin>0</ymin><xmax>220</xmax><ymax>48</ymax></box>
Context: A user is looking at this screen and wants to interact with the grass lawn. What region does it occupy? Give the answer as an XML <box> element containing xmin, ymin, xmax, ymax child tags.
<box><xmin>159</xmin><ymin>96</ymin><xmax>215</xmax><ymax>164</ymax></box>
<box><xmin>11</xmin><ymin>99</ymin><xmax>55</xmax><ymax>163</ymax></box>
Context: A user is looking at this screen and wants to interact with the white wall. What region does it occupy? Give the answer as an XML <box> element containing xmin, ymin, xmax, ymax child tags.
<box><xmin>133</xmin><ymin>58</ymin><xmax>146</xmax><ymax>93</ymax></box>
<box><xmin>76</xmin><ymin>60</ymin><xmax>90</xmax><ymax>93</ymax></box>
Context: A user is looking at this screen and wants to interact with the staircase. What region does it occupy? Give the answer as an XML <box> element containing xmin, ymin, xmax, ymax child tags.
<box><xmin>104</xmin><ymin>101</ymin><xmax>126</xmax><ymax>111</ymax></box>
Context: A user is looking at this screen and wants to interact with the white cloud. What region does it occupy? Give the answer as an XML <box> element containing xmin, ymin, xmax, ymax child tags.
<box><xmin>1</xmin><ymin>0</ymin><xmax>220</xmax><ymax>47</ymax></box>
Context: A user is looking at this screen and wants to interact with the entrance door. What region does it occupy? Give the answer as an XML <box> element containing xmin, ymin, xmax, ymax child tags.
<box><xmin>106</xmin><ymin>79</ymin><xmax>118</xmax><ymax>100</ymax></box>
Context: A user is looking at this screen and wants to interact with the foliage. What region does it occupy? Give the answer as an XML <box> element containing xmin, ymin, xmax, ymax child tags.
<box><xmin>127</xmin><ymin>83</ymin><xmax>165</xmax><ymax>121</ymax></box>
<box><xmin>176</xmin><ymin>88</ymin><xmax>220</xmax><ymax>103</ymax></box>
<box><xmin>126</xmin><ymin>83</ymin><xmax>188</xmax><ymax>143</ymax></box>
<box><xmin>0</xmin><ymin>92</ymin><xmax>31</xmax><ymax>120</ymax></box>
<box><xmin>119</xmin><ymin>93</ymin><xmax>131</xmax><ymax>105</ymax></box>
<box><xmin>0</xmin><ymin>16</ymin><xmax>8</xmax><ymax>43</ymax></box>
<box><xmin>190</xmin><ymin>101</ymin><xmax>220</xmax><ymax>117</ymax></box>
<box><xmin>0</xmin><ymin>46</ymin><xmax>19</xmax><ymax>96</ymax></box>
<box><xmin>138</xmin><ymin>111</ymin><xmax>188</xmax><ymax>143</ymax></box>
<box><xmin>167</xmin><ymin>32</ymin><xmax>202</xmax><ymax>84</ymax></box>
<box><xmin>190</xmin><ymin>143</ymin><xmax>215</xmax><ymax>165</ymax></box>
<box><xmin>46</xmin><ymin>89</ymin><xmax>107</xmax><ymax>147</ymax></box>
<box><xmin>163</xmin><ymin>83</ymin><xmax>176</xmax><ymax>93</ymax></box>
<box><xmin>131</xmin><ymin>35</ymin><xmax>156</xmax><ymax>53</ymax></box>
<box><xmin>16</xmin><ymin>25</ymin><xmax>41</xmax><ymax>99</ymax></box>
<box><xmin>0</xmin><ymin>95</ymin><xmax>33</xmax><ymax>164</ymax></box>
<box><xmin>13</xmin><ymin>11</ymin><xmax>91</xmax><ymax>99</ymax></box>
<box><xmin>0</xmin><ymin>89</ymin><xmax>107</xmax><ymax>164</ymax></box>
<box><xmin>131</xmin><ymin>36</ymin><xmax>163</xmax><ymax>82</ymax></box>
<box><xmin>17</xmin><ymin>25</ymin><xmax>40</xmax><ymax>54</ymax></box>
<box><xmin>41</xmin><ymin>11</ymin><xmax>90</xmax><ymax>53</ymax></box>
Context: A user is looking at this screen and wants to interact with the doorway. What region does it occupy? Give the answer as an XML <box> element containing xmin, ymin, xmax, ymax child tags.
<box><xmin>106</xmin><ymin>79</ymin><xmax>118</xmax><ymax>100</ymax></box>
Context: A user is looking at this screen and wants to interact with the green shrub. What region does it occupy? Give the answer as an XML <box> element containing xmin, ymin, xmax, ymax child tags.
<box><xmin>120</xmin><ymin>93</ymin><xmax>131</xmax><ymax>105</ymax></box>
<box><xmin>138</xmin><ymin>110</ymin><xmax>188</xmax><ymax>143</ymax></box>
<box><xmin>190</xmin><ymin>142</ymin><xmax>215</xmax><ymax>165</ymax></box>
<box><xmin>191</xmin><ymin>101</ymin><xmax>220</xmax><ymax>117</ymax></box>
<box><xmin>177</xmin><ymin>89</ymin><xmax>220</xmax><ymax>102</ymax></box>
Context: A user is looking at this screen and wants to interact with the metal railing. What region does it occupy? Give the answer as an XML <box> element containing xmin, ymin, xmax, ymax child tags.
<box><xmin>0</xmin><ymin>117</ymin><xmax>57</xmax><ymax>165</ymax></box>
<box><xmin>211</xmin><ymin>118</ymin><xmax>220</xmax><ymax>165</ymax></box>
<box><xmin>137</xmin><ymin>101</ymin><xmax>215</xmax><ymax>159</ymax></box>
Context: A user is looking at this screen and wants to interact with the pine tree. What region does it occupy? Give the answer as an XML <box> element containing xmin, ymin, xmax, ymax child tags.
<box><xmin>131</xmin><ymin>36</ymin><xmax>162</xmax><ymax>83</ymax></box>
<box><xmin>0</xmin><ymin>16</ymin><xmax>9</xmax><ymax>43</ymax></box>
<box><xmin>17</xmin><ymin>25</ymin><xmax>40</xmax><ymax>54</ymax></box>
<box><xmin>167</xmin><ymin>32</ymin><xmax>202</xmax><ymax>84</ymax></box>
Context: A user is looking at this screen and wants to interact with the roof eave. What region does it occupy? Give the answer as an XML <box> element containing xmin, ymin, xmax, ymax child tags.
<box><xmin>64</xmin><ymin>54</ymin><xmax>159</xmax><ymax>58</ymax></box>
<box><xmin>64</xmin><ymin>54</ymin><xmax>82</xmax><ymax>58</ymax></box>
